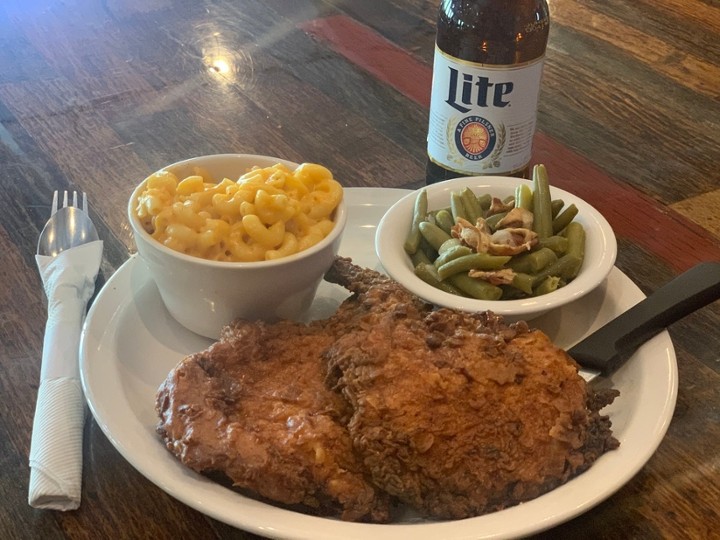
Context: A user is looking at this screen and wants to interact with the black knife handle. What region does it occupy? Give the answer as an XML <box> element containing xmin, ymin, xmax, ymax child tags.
<box><xmin>568</xmin><ymin>261</ymin><xmax>720</xmax><ymax>375</ymax></box>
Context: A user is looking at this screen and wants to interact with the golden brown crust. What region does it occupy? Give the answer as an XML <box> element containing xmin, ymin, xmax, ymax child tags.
<box><xmin>156</xmin><ymin>321</ymin><xmax>390</xmax><ymax>522</ymax></box>
<box><xmin>156</xmin><ymin>256</ymin><xmax>618</xmax><ymax>521</ymax></box>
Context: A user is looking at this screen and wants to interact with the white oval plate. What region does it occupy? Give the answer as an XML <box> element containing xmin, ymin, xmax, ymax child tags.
<box><xmin>80</xmin><ymin>188</ymin><xmax>677</xmax><ymax>540</ymax></box>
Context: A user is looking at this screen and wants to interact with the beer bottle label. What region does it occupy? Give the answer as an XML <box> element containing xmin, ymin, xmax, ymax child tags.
<box><xmin>427</xmin><ymin>46</ymin><xmax>545</xmax><ymax>176</ymax></box>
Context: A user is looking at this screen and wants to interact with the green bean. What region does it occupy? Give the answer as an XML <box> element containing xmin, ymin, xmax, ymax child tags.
<box><xmin>532</xmin><ymin>164</ymin><xmax>553</xmax><ymax>239</ymax></box>
<box><xmin>510</xmin><ymin>272</ymin><xmax>535</xmax><ymax>295</ymax></box>
<box><xmin>500</xmin><ymin>285</ymin><xmax>526</xmax><ymax>300</ymax></box>
<box><xmin>410</xmin><ymin>249</ymin><xmax>432</xmax><ymax>267</ymax></box>
<box><xmin>507</xmin><ymin>247</ymin><xmax>557</xmax><ymax>273</ymax></box>
<box><xmin>551</xmin><ymin>199</ymin><xmax>565</xmax><ymax>219</ymax></box>
<box><xmin>565</xmin><ymin>221</ymin><xmax>586</xmax><ymax>260</ymax></box>
<box><xmin>419</xmin><ymin>221</ymin><xmax>452</xmax><ymax>251</ymax></box>
<box><xmin>430</xmin><ymin>205</ymin><xmax>452</xmax><ymax>218</ymax></box>
<box><xmin>414</xmin><ymin>263</ymin><xmax>466</xmax><ymax>296</ymax></box>
<box><xmin>450</xmin><ymin>192</ymin><xmax>468</xmax><ymax>222</ymax></box>
<box><xmin>534</xmin><ymin>276</ymin><xmax>562</xmax><ymax>296</ymax></box>
<box><xmin>438</xmin><ymin>238</ymin><xmax>462</xmax><ymax>255</ymax></box>
<box><xmin>552</xmin><ymin>203</ymin><xmax>578</xmax><ymax>234</ymax></box>
<box><xmin>404</xmin><ymin>169</ymin><xmax>585</xmax><ymax>302</ymax></box>
<box><xmin>531</xmin><ymin>254</ymin><xmax>583</xmax><ymax>287</ymax></box>
<box><xmin>448</xmin><ymin>273</ymin><xmax>503</xmax><ymax>300</ymax></box>
<box><xmin>403</xmin><ymin>189</ymin><xmax>428</xmax><ymax>254</ymax></box>
<box><xmin>418</xmin><ymin>236</ymin><xmax>438</xmax><ymax>261</ymax></box>
<box><xmin>561</xmin><ymin>255</ymin><xmax>583</xmax><ymax>280</ymax></box>
<box><xmin>564</xmin><ymin>222</ymin><xmax>585</xmax><ymax>278</ymax></box>
<box><xmin>437</xmin><ymin>253</ymin><xmax>511</xmax><ymax>280</ymax></box>
<box><xmin>538</xmin><ymin>235</ymin><xmax>569</xmax><ymax>255</ymax></box>
<box><xmin>515</xmin><ymin>184</ymin><xmax>533</xmax><ymax>210</ymax></box>
<box><xmin>485</xmin><ymin>211</ymin><xmax>508</xmax><ymax>231</ymax></box>
<box><xmin>433</xmin><ymin>245</ymin><xmax>472</xmax><ymax>268</ymax></box>
<box><xmin>476</xmin><ymin>193</ymin><xmax>492</xmax><ymax>211</ymax></box>
<box><xmin>461</xmin><ymin>187</ymin><xmax>482</xmax><ymax>222</ymax></box>
<box><xmin>435</xmin><ymin>209</ymin><xmax>455</xmax><ymax>234</ymax></box>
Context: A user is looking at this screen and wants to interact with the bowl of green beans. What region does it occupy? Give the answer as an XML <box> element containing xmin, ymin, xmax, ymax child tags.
<box><xmin>375</xmin><ymin>166</ymin><xmax>617</xmax><ymax>321</ymax></box>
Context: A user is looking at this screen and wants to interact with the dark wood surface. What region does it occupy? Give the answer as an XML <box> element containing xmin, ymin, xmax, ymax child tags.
<box><xmin>1</xmin><ymin>0</ymin><xmax>718</xmax><ymax>538</ymax></box>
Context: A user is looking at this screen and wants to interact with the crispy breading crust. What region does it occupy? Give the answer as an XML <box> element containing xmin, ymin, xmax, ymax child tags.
<box><xmin>325</xmin><ymin>257</ymin><xmax>619</xmax><ymax>519</ymax></box>
<box><xmin>157</xmin><ymin>256</ymin><xmax>619</xmax><ymax>521</ymax></box>
<box><xmin>156</xmin><ymin>320</ymin><xmax>390</xmax><ymax>522</ymax></box>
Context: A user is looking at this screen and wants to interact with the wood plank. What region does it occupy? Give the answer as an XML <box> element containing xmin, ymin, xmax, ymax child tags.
<box><xmin>0</xmin><ymin>78</ymin><xmax>151</xmax><ymax>249</ymax></box>
<box><xmin>301</xmin><ymin>14</ymin><xmax>432</xmax><ymax>109</ymax></box>
<box><xmin>550</xmin><ymin>0</ymin><xmax>720</xmax><ymax>99</ymax></box>
<box><xmin>538</xmin><ymin>34</ymin><xmax>720</xmax><ymax>202</ymax></box>
<box><xmin>671</xmin><ymin>189</ymin><xmax>720</xmax><ymax>238</ymax></box>
<box><xmin>580</xmin><ymin>0</ymin><xmax>720</xmax><ymax>59</ymax></box>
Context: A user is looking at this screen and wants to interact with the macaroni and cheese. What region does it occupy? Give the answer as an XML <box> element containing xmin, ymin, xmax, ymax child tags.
<box><xmin>135</xmin><ymin>162</ymin><xmax>343</xmax><ymax>262</ymax></box>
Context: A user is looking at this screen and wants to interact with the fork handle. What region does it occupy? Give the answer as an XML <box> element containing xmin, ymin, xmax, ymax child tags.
<box><xmin>569</xmin><ymin>261</ymin><xmax>720</xmax><ymax>374</ymax></box>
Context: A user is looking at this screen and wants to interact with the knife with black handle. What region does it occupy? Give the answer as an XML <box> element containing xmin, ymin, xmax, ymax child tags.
<box><xmin>569</xmin><ymin>261</ymin><xmax>720</xmax><ymax>376</ymax></box>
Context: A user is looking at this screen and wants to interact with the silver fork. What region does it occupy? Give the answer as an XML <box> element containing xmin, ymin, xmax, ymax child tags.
<box><xmin>29</xmin><ymin>189</ymin><xmax>103</xmax><ymax>509</ymax></box>
<box><xmin>53</xmin><ymin>190</ymin><xmax>88</xmax><ymax>215</ymax></box>
<box><xmin>37</xmin><ymin>191</ymin><xmax>99</xmax><ymax>257</ymax></box>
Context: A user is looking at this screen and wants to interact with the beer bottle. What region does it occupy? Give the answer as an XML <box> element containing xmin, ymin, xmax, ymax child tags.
<box><xmin>426</xmin><ymin>0</ymin><xmax>550</xmax><ymax>184</ymax></box>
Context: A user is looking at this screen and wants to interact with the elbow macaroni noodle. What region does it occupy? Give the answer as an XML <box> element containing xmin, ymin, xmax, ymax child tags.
<box><xmin>135</xmin><ymin>162</ymin><xmax>343</xmax><ymax>262</ymax></box>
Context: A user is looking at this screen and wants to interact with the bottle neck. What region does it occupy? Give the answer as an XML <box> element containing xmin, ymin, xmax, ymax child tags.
<box><xmin>436</xmin><ymin>0</ymin><xmax>549</xmax><ymax>65</ymax></box>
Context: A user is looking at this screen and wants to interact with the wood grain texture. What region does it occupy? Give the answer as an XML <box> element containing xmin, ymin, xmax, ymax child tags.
<box><xmin>0</xmin><ymin>0</ymin><xmax>717</xmax><ymax>538</ymax></box>
<box><xmin>551</xmin><ymin>0</ymin><xmax>720</xmax><ymax>100</ymax></box>
<box><xmin>671</xmin><ymin>188</ymin><xmax>720</xmax><ymax>237</ymax></box>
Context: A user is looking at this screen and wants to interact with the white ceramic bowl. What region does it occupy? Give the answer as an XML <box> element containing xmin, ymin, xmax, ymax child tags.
<box><xmin>128</xmin><ymin>154</ymin><xmax>347</xmax><ymax>339</ymax></box>
<box><xmin>375</xmin><ymin>176</ymin><xmax>617</xmax><ymax>321</ymax></box>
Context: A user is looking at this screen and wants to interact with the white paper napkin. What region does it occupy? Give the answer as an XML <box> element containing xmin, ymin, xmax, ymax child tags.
<box><xmin>29</xmin><ymin>240</ymin><xmax>103</xmax><ymax>511</ymax></box>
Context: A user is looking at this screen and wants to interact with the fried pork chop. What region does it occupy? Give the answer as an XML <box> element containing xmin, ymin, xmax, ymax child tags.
<box><xmin>156</xmin><ymin>257</ymin><xmax>618</xmax><ymax>522</ymax></box>
<box><xmin>324</xmin><ymin>257</ymin><xmax>619</xmax><ymax>519</ymax></box>
<box><xmin>156</xmin><ymin>319</ymin><xmax>390</xmax><ymax>522</ymax></box>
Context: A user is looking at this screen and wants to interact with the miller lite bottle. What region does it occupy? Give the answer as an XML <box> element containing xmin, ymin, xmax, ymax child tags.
<box><xmin>426</xmin><ymin>0</ymin><xmax>550</xmax><ymax>183</ymax></box>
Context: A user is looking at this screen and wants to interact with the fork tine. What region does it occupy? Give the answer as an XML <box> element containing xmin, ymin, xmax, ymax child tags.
<box><xmin>53</xmin><ymin>190</ymin><xmax>88</xmax><ymax>212</ymax></box>
<box><xmin>51</xmin><ymin>190</ymin><xmax>59</xmax><ymax>216</ymax></box>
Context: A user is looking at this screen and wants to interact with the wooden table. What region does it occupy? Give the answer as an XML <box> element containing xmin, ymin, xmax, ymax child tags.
<box><xmin>2</xmin><ymin>1</ymin><xmax>718</xmax><ymax>538</ymax></box>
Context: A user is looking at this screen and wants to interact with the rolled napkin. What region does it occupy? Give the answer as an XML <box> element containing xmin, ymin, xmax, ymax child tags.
<box><xmin>29</xmin><ymin>240</ymin><xmax>103</xmax><ymax>510</ymax></box>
